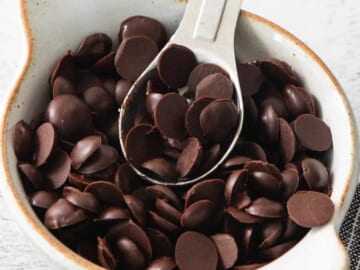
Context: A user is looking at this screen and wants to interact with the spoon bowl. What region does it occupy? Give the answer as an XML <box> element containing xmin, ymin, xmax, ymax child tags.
<box><xmin>119</xmin><ymin>0</ymin><xmax>244</xmax><ymax>186</ymax></box>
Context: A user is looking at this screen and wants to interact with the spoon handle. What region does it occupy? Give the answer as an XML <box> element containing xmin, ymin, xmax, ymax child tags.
<box><xmin>171</xmin><ymin>0</ymin><xmax>243</xmax><ymax>51</ymax></box>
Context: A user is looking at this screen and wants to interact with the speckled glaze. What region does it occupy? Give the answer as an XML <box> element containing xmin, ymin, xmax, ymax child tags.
<box><xmin>0</xmin><ymin>0</ymin><xmax>358</xmax><ymax>269</ymax></box>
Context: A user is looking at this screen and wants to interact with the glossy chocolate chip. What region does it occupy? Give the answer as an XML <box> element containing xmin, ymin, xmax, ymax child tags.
<box><xmin>125</xmin><ymin>124</ymin><xmax>163</xmax><ymax>166</ymax></box>
<box><xmin>158</xmin><ymin>44</ymin><xmax>197</xmax><ymax>88</ymax></box>
<box><xmin>96</xmin><ymin>207</ymin><xmax>131</xmax><ymax>223</ymax></box>
<box><xmin>76</xmin><ymin>33</ymin><xmax>112</xmax><ymax>66</ymax></box>
<box><xmin>245</xmin><ymin>197</ymin><xmax>285</xmax><ymax>218</ymax></box>
<box><xmin>200</xmin><ymin>99</ymin><xmax>238</xmax><ymax>143</ymax></box>
<box><xmin>85</xmin><ymin>181</ymin><xmax>125</xmax><ymax>207</ymax></box>
<box><xmin>175</xmin><ymin>231</ymin><xmax>218</xmax><ymax>270</ymax></box>
<box><xmin>195</xmin><ymin>73</ymin><xmax>234</xmax><ymax>100</ymax></box>
<box><xmin>281</xmin><ymin>168</ymin><xmax>299</xmax><ymax>200</ymax></box>
<box><xmin>302</xmin><ymin>157</ymin><xmax>329</xmax><ymax>191</ymax></box>
<box><xmin>115</xmin><ymin>36</ymin><xmax>158</xmax><ymax>81</ymax></box>
<box><xmin>225</xmin><ymin>169</ymin><xmax>248</xmax><ymax>206</ymax></box>
<box><xmin>185</xmin><ymin>178</ymin><xmax>225</xmax><ymax>208</ymax></box>
<box><xmin>13</xmin><ymin>120</ymin><xmax>34</xmax><ymax>162</ymax></box>
<box><xmin>147</xmin><ymin>228</ymin><xmax>174</xmax><ymax>258</ymax></box>
<box><xmin>227</xmin><ymin>207</ymin><xmax>263</xmax><ymax>224</ymax></box>
<box><xmin>237</xmin><ymin>63</ymin><xmax>264</xmax><ymax>96</ymax></box>
<box><xmin>119</xmin><ymin>16</ymin><xmax>167</xmax><ymax>47</ymax></box>
<box><xmin>146</xmin><ymin>185</ymin><xmax>182</xmax><ymax>209</ymax></box>
<box><xmin>156</xmin><ymin>198</ymin><xmax>182</xmax><ymax>225</ymax></box>
<box><xmin>49</xmin><ymin>52</ymin><xmax>77</xmax><ymax>86</ymax></box>
<box><xmin>258</xmin><ymin>105</ymin><xmax>279</xmax><ymax>145</ymax></box>
<box><xmin>44</xmin><ymin>198</ymin><xmax>89</xmax><ymax>229</ymax></box>
<box><xmin>239</xmin><ymin>225</ymin><xmax>254</xmax><ymax>259</ymax></box>
<box><xmin>260</xmin><ymin>96</ymin><xmax>289</xmax><ymax>120</ymax></box>
<box><xmin>68</xmin><ymin>172</ymin><xmax>93</xmax><ymax>190</ymax></box>
<box><xmin>42</xmin><ymin>150</ymin><xmax>71</xmax><ymax>190</ymax></box>
<box><xmin>115</xmin><ymin>79</ymin><xmax>133</xmax><ymax>107</ymax></box>
<box><xmin>92</xmin><ymin>51</ymin><xmax>116</xmax><ymax>76</ymax></box>
<box><xmin>83</xmin><ymin>85</ymin><xmax>116</xmax><ymax>122</ymax></box>
<box><xmin>97</xmin><ymin>237</ymin><xmax>117</xmax><ymax>270</ymax></box>
<box><xmin>244</xmin><ymin>160</ymin><xmax>271</xmax><ymax>174</ymax></box>
<box><xmin>52</xmin><ymin>76</ymin><xmax>76</xmax><ymax>97</ymax></box>
<box><xmin>248</xmin><ymin>171</ymin><xmax>282</xmax><ymax>199</ymax></box>
<box><xmin>34</xmin><ymin>122</ymin><xmax>56</xmax><ymax>166</ymax></box>
<box><xmin>235</xmin><ymin>141</ymin><xmax>267</xmax><ymax>161</ymax></box>
<box><xmin>176</xmin><ymin>137</ymin><xmax>203</xmax><ymax>178</ymax></box>
<box><xmin>63</xmin><ymin>186</ymin><xmax>100</xmax><ymax>213</ymax></box>
<box><xmin>28</xmin><ymin>191</ymin><xmax>59</xmax><ymax>209</ymax></box>
<box><xmin>149</xmin><ymin>211</ymin><xmax>181</xmax><ymax>236</ymax></box>
<box><xmin>123</xmin><ymin>194</ymin><xmax>147</xmax><ymax>226</ymax></box>
<box><xmin>148</xmin><ymin>257</ymin><xmax>176</xmax><ymax>270</ymax></box>
<box><xmin>71</xmin><ymin>135</ymin><xmax>102</xmax><ymax>169</ymax></box>
<box><xmin>114</xmin><ymin>163</ymin><xmax>142</xmax><ymax>194</ymax></box>
<box><xmin>181</xmin><ymin>200</ymin><xmax>217</xmax><ymax>231</ymax></box>
<box><xmin>146</xmin><ymin>93</ymin><xmax>163</xmax><ymax>119</ymax></box>
<box><xmin>294</xmin><ymin>114</ymin><xmax>332</xmax><ymax>151</ymax></box>
<box><xmin>279</xmin><ymin>118</ymin><xmax>296</xmax><ymax>163</ymax></box>
<box><xmin>142</xmin><ymin>158</ymin><xmax>177</xmax><ymax>180</ymax></box>
<box><xmin>283</xmin><ymin>85</ymin><xmax>315</xmax><ymax>119</ymax></box>
<box><xmin>211</xmin><ymin>233</ymin><xmax>238</xmax><ymax>269</ymax></box>
<box><xmin>107</xmin><ymin>220</ymin><xmax>152</xmax><ymax>260</ymax></box>
<box><xmin>200</xmin><ymin>144</ymin><xmax>221</xmax><ymax>172</ymax></box>
<box><xmin>114</xmin><ymin>236</ymin><xmax>146</xmax><ymax>270</ymax></box>
<box><xmin>78</xmin><ymin>144</ymin><xmax>118</xmax><ymax>174</ymax></box>
<box><xmin>154</xmin><ymin>93</ymin><xmax>189</xmax><ymax>140</ymax></box>
<box><xmin>222</xmin><ymin>156</ymin><xmax>252</xmax><ymax>170</ymax></box>
<box><xmin>287</xmin><ymin>191</ymin><xmax>334</xmax><ymax>228</ymax></box>
<box><xmin>76</xmin><ymin>72</ymin><xmax>103</xmax><ymax>93</ymax></box>
<box><xmin>45</xmin><ymin>94</ymin><xmax>94</xmax><ymax>142</ymax></box>
<box><xmin>258</xmin><ymin>58</ymin><xmax>300</xmax><ymax>87</ymax></box>
<box><xmin>187</xmin><ymin>63</ymin><xmax>227</xmax><ymax>93</ymax></box>
<box><xmin>258</xmin><ymin>220</ymin><xmax>283</xmax><ymax>249</ymax></box>
<box><xmin>18</xmin><ymin>163</ymin><xmax>45</xmax><ymax>189</ymax></box>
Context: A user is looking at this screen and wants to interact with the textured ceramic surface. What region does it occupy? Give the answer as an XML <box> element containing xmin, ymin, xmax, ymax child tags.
<box><xmin>0</xmin><ymin>0</ymin><xmax>358</xmax><ymax>269</ymax></box>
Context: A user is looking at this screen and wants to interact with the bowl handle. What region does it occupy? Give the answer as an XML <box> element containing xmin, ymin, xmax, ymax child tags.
<box><xmin>262</xmin><ymin>224</ymin><xmax>349</xmax><ymax>270</ymax></box>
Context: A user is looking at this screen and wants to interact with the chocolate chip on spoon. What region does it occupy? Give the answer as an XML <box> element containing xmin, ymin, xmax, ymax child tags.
<box><xmin>142</xmin><ymin>158</ymin><xmax>177</xmax><ymax>180</ymax></box>
<box><xmin>237</xmin><ymin>63</ymin><xmax>264</xmax><ymax>96</ymax></box>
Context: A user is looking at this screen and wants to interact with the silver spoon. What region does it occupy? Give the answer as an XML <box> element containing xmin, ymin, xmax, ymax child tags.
<box><xmin>119</xmin><ymin>0</ymin><xmax>244</xmax><ymax>186</ymax></box>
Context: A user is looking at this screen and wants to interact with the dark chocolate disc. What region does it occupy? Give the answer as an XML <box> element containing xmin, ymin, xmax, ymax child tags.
<box><xmin>42</xmin><ymin>149</ymin><xmax>71</xmax><ymax>190</ymax></box>
<box><xmin>115</xmin><ymin>35</ymin><xmax>158</xmax><ymax>81</ymax></box>
<box><xmin>258</xmin><ymin>220</ymin><xmax>283</xmax><ymax>249</ymax></box>
<box><xmin>124</xmin><ymin>124</ymin><xmax>163</xmax><ymax>166</ymax></box>
<box><xmin>227</xmin><ymin>207</ymin><xmax>263</xmax><ymax>224</ymax></box>
<box><xmin>147</xmin><ymin>228</ymin><xmax>174</xmax><ymax>258</ymax></box>
<box><xmin>146</xmin><ymin>93</ymin><xmax>163</xmax><ymax>119</ymax></box>
<box><xmin>92</xmin><ymin>51</ymin><xmax>116</xmax><ymax>76</ymax></box>
<box><xmin>148</xmin><ymin>211</ymin><xmax>181</xmax><ymax>236</ymax></box>
<box><xmin>224</xmin><ymin>169</ymin><xmax>248</xmax><ymax>206</ymax></box>
<box><xmin>124</xmin><ymin>194</ymin><xmax>147</xmax><ymax>226</ymax></box>
<box><xmin>115</xmin><ymin>79</ymin><xmax>133</xmax><ymax>107</ymax></box>
<box><xmin>13</xmin><ymin>120</ymin><xmax>34</xmax><ymax>162</ymax></box>
<box><xmin>294</xmin><ymin>114</ymin><xmax>332</xmax><ymax>151</ymax></box>
<box><xmin>245</xmin><ymin>197</ymin><xmax>285</xmax><ymax>218</ymax></box>
<box><xmin>237</xmin><ymin>63</ymin><xmax>264</xmax><ymax>96</ymax></box>
<box><xmin>114</xmin><ymin>163</ymin><xmax>142</xmax><ymax>194</ymax></box>
<box><xmin>247</xmin><ymin>171</ymin><xmax>282</xmax><ymax>199</ymax></box>
<box><xmin>52</xmin><ymin>76</ymin><xmax>76</xmax><ymax>97</ymax></box>
<box><xmin>146</xmin><ymin>185</ymin><xmax>182</xmax><ymax>209</ymax></box>
<box><xmin>281</xmin><ymin>168</ymin><xmax>299</xmax><ymax>200</ymax></box>
<box><xmin>114</xmin><ymin>236</ymin><xmax>146</xmax><ymax>270</ymax></box>
<box><xmin>210</xmin><ymin>233</ymin><xmax>238</xmax><ymax>269</ymax></box>
<box><xmin>195</xmin><ymin>73</ymin><xmax>234</xmax><ymax>100</ymax></box>
<box><xmin>97</xmin><ymin>237</ymin><xmax>117</xmax><ymax>270</ymax></box>
<box><xmin>85</xmin><ymin>181</ymin><xmax>125</xmax><ymax>207</ymax></box>
<box><xmin>49</xmin><ymin>52</ymin><xmax>77</xmax><ymax>86</ymax></box>
<box><xmin>302</xmin><ymin>157</ymin><xmax>329</xmax><ymax>191</ymax></box>
<box><xmin>155</xmin><ymin>198</ymin><xmax>182</xmax><ymax>225</ymax></box>
<box><xmin>257</xmin><ymin>105</ymin><xmax>279</xmax><ymax>145</ymax></box>
<box><xmin>181</xmin><ymin>200</ymin><xmax>217</xmax><ymax>231</ymax></box>
<box><xmin>28</xmin><ymin>191</ymin><xmax>59</xmax><ymax>209</ymax></box>
<box><xmin>70</xmin><ymin>135</ymin><xmax>102</xmax><ymax>169</ymax></box>
<box><xmin>287</xmin><ymin>191</ymin><xmax>334</xmax><ymax>228</ymax></box>
<box><xmin>34</xmin><ymin>122</ymin><xmax>56</xmax><ymax>166</ymax></box>
<box><xmin>200</xmin><ymin>99</ymin><xmax>238</xmax><ymax>143</ymax></box>
<box><xmin>187</xmin><ymin>63</ymin><xmax>227</xmax><ymax>93</ymax></box>
<box><xmin>45</xmin><ymin>94</ymin><xmax>94</xmax><ymax>142</ymax></box>
<box><xmin>176</xmin><ymin>137</ymin><xmax>203</xmax><ymax>178</ymax></box>
<box><xmin>158</xmin><ymin>44</ymin><xmax>197</xmax><ymax>88</ymax></box>
<box><xmin>18</xmin><ymin>163</ymin><xmax>45</xmax><ymax>189</ymax></box>
<box><xmin>260</xmin><ymin>96</ymin><xmax>289</xmax><ymax>120</ymax></box>
<box><xmin>119</xmin><ymin>16</ymin><xmax>167</xmax><ymax>47</ymax></box>
<box><xmin>283</xmin><ymin>84</ymin><xmax>315</xmax><ymax>119</ymax></box>
<box><xmin>142</xmin><ymin>158</ymin><xmax>177</xmax><ymax>180</ymax></box>
<box><xmin>154</xmin><ymin>93</ymin><xmax>189</xmax><ymax>140</ymax></box>
<box><xmin>279</xmin><ymin>118</ymin><xmax>296</xmax><ymax>163</ymax></box>
<box><xmin>200</xmin><ymin>144</ymin><xmax>221</xmax><ymax>172</ymax></box>
<box><xmin>185</xmin><ymin>97</ymin><xmax>214</xmax><ymax>143</ymax></box>
<box><xmin>63</xmin><ymin>186</ymin><xmax>100</xmax><ymax>213</ymax></box>
<box><xmin>175</xmin><ymin>231</ymin><xmax>218</xmax><ymax>270</ymax></box>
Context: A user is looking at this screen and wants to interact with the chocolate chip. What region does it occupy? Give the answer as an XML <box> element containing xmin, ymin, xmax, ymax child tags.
<box><xmin>42</xmin><ymin>149</ymin><xmax>71</xmax><ymax>190</ymax></box>
<box><xmin>200</xmin><ymin>99</ymin><xmax>238</xmax><ymax>143</ymax></box>
<box><xmin>45</xmin><ymin>94</ymin><xmax>94</xmax><ymax>142</ymax></box>
<box><xmin>227</xmin><ymin>207</ymin><xmax>263</xmax><ymax>224</ymax></box>
<box><xmin>13</xmin><ymin>120</ymin><xmax>34</xmax><ymax>162</ymax></box>
<box><xmin>185</xmin><ymin>97</ymin><xmax>214</xmax><ymax>143</ymax></box>
<box><xmin>146</xmin><ymin>93</ymin><xmax>163</xmax><ymax>119</ymax></box>
<box><xmin>294</xmin><ymin>114</ymin><xmax>332</xmax><ymax>151</ymax></box>
<box><xmin>283</xmin><ymin>85</ymin><xmax>315</xmax><ymax>118</ymax></box>
<box><xmin>187</xmin><ymin>63</ymin><xmax>227</xmax><ymax>93</ymax></box>
<box><xmin>115</xmin><ymin>79</ymin><xmax>133</xmax><ymax>107</ymax></box>
<box><xmin>185</xmin><ymin>178</ymin><xmax>225</xmax><ymax>208</ymax></box>
<box><xmin>85</xmin><ymin>181</ymin><xmax>125</xmax><ymax>207</ymax></box>
<box><xmin>281</xmin><ymin>168</ymin><xmax>299</xmax><ymax>200</ymax></box>
<box><xmin>114</xmin><ymin>163</ymin><xmax>142</xmax><ymax>194</ymax></box>
<box><xmin>155</xmin><ymin>198</ymin><xmax>182</xmax><ymax>225</ymax></box>
<box><xmin>18</xmin><ymin>163</ymin><xmax>45</xmax><ymax>189</ymax></box>
<box><xmin>76</xmin><ymin>72</ymin><xmax>103</xmax><ymax>93</ymax></box>
<box><xmin>114</xmin><ymin>236</ymin><xmax>146</xmax><ymax>270</ymax></box>
<box><xmin>200</xmin><ymin>144</ymin><xmax>221</xmax><ymax>172</ymax></box>
<box><xmin>195</xmin><ymin>73</ymin><xmax>234</xmax><ymax>100</ymax></box>
<box><xmin>119</xmin><ymin>16</ymin><xmax>167</xmax><ymax>47</ymax></box>
<box><xmin>176</xmin><ymin>137</ymin><xmax>203</xmax><ymax>178</ymax></box>
<box><xmin>248</xmin><ymin>171</ymin><xmax>282</xmax><ymax>199</ymax></box>
<box><xmin>158</xmin><ymin>44</ymin><xmax>197</xmax><ymax>88</ymax></box>
<box><xmin>44</xmin><ymin>198</ymin><xmax>89</xmax><ymax>229</ymax></box>
<box><xmin>97</xmin><ymin>237</ymin><xmax>117</xmax><ymax>270</ymax></box>
<box><xmin>124</xmin><ymin>194</ymin><xmax>147</xmax><ymax>226</ymax></box>
<box><xmin>147</xmin><ymin>257</ymin><xmax>176</xmax><ymax>270</ymax></box>
<box><xmin>52</xmin><ymin>76</ymin><xmax>76</xmax><ymax>97</ymax></box>
<box><xmin>147</xmin><ymin>228</ymin><xmax>174</xmax><ymax>258</ymax></box>
<box><xmin>260</xmin><ymin>96</ymin><xmax>289</xmax><ymax>120</ymax></box>
<box><xmin>149</xmin><ymin>211</ymin><xmax>181</xmax><ymax>236</ymax></box>
<box><xmin>49</xmin><ymin>52</ymin><xmax>77</xmax><ymax>86</ymax></box>
<box><xmin>302</xmin><ymin>157</ymin><xmax>329</xmax><ymax>191</ymax></box>
<box><xmin>96</xmin><ymin>207</ymin><xmax>131</xmax><ymax>223</ymax></box>
<box><xmin>258</xmin><ymin>105</ymin><xmax>279</xmax><ymax>145</ymax></box>
<box><xmin>258</xmin><ymin>220</ymin><xmax>283</xmax><ymax>249</ymax></box>
<box><xmin>28</xmin><ymin>191</ymin><xmax>59</xmax><ymax>209</ymax></box>
<box><xmin>115</xmin><ymin>36</ymin><xmax>158</xmax><ymax>81</ymax></box>
<box><xmin>34</xmin><ymin>122</ymin><xmax>56</xmax><ymax>166</ymax></box>
<box><xmin>211</xmin><ymin>233</ymin><xmax>238</xmax><ymax>269</ymax></box>
<box><xmin>125</xmin><ymin>124</ymin><xmax>163</xmax><ymax>166</ymax></box>
<box><xmin>225</xmin><ymin>169</ymin><xmax>247</xmax><ymax>206</ymax></box>
<box><xmin>63</xmin><ymin>186</ymin><xmax>100</xmax><ymax>213</ymax></box>
<box><xmin>279</xmin><ymin>118</ymin><xmax>296</xmax><ymax>163</ymax></box>
<box><xmin>245</xmin><ymin>197</ymin><xmax>285</xmax><ymax>218</ymax></box>
<box><xmin>70</xmin><ymin>135</ymin><xmax>102</xmax><ymax>169</ymax></box>
<box><xmin>142</xmin><ymin>158</ymin><xmax>177</xmax><ymax>180</ymax></box>
<box><xmin>287</xmin><ymin>191</ymin><xmax>334</xmax><ymax>228</ymax></box>
<box><xmin>154</xmin><ymin>93</ymin><xmax>189</xmax><ymax>140</ymax></box>
<box><xmin>181</xmin><ymin>200</ymin><xmax>217</xmax><ymax>231</ymax></box>
<box><xmin>175</xmin><ymin>231</ymin><xmax>218</xmax><ymax>270</ymax></box>
<box><xmin>235</xmin><ymin>141</ymin><xmax>267</xmax><ymax>161</ymax></box>
<box><xmin>92</xmin><ymin>51</ymin><xmax>116</xmax><ymax>76</ymax></box>
<box><xmin>222</xmin><ymin>156</ymin><xmax>252</xmax><ymax>170</ymax></box>
<box><xmin>237</xmin><ymin>63</ymin><xmax>264</xmax><ymax>96</ymax></box>
<box><xmin>146</xmin><ymin>185</ymin><xmax>182</xmax><ymax>210</ymax></box>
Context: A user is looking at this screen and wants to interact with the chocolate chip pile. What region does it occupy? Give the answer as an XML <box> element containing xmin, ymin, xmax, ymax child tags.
<box><xmin>124</xmin><ymin>44</ymin><xmax>239</xmax><ymax>182</ymax></box>
<box><xmin>13</xmin><ymin>15</ymin><xmax>335</xmax><ymax>270</ymax></box>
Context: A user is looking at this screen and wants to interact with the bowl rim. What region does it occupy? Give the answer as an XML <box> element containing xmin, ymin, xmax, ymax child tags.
<box><xmin>0</xmin><ymin>1</ymin><xmax>358</xmax><ymax>269</ymax></box>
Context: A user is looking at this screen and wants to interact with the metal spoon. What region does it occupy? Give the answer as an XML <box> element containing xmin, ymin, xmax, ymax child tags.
<box><xmin>119</xmin><ymin>0</ymin><xmax>244</xmax><ymax>186</ymax></box>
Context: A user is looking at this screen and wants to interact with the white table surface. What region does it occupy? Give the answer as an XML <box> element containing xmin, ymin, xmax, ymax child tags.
<box><xmin>0</xmin><ymin>0</ymin><xmax>359</xmax><ymax>269</ymax></box>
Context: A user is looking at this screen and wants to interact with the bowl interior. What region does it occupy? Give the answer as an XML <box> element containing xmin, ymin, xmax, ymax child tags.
<box><xmin>1</xmin><ymin>0</ymin><xmax>357</xmax><ymax>269</ymax></box>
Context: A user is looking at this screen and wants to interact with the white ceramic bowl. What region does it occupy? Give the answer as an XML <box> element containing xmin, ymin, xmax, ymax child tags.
<box><xmin>0</xmin><ymin>0</ymin><xmax>358</xmax><ymax>269</ymax></box>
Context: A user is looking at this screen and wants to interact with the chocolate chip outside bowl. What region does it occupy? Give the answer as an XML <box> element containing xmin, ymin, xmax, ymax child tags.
<box><xmin>0</xmin><ymin>1</ymin><xmax>358</xmax><ymax>270</ymax></box>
